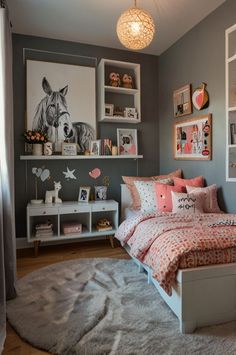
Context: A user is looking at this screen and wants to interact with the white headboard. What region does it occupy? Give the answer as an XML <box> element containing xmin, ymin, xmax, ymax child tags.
<box><xmin>121</xmin><ymin>184</ymin><xmax>132</xmax><ymax>221</ymax></box>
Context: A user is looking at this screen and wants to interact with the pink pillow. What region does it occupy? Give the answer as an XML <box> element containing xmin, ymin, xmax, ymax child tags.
<box><xmin>171</xmin><ymin>191</ymin><xmax>205</xmax><ymax>214</ymax></box>
<box><xmin>122</xmin><ymin>169</ymin><xmax>182</xmax><ymax>210</ymax></box>
<box><xmin>186</xmin><ymin>184</ymin><xmax>221</xmax><ymax>213</ymax></box>
<box><xmin>173</xmin><ymin>176</ymin><xmax>204</xmax><ymax>192</ymax></box>
<box><xmin>155</xmin><ymin>183</ymin><xmax>184</xmax><ymax>212</ymax></box>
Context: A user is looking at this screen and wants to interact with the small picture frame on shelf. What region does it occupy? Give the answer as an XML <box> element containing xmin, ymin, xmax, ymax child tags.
<box><xmin>105</xmin><ymin>104</ymin><xmax>114</xmax><ymax>116</ymax></box>
<box><xmin>95</xmin><ymin>186</ymin><xmax>107</xmax><ymax>201</ymax></box>
<box><xmin>78</xmin><ymin>186</ymin><xmax>91</xmax><ymax>203</ymax></box>
<box><xmin>90</xmin><ymin>140</ymin><xmax>101</xmax><ymax>155</ymax></box>
<box><xmin>62</xmin><ymin>142</ymin><xmax>77</xmax><ymax>156</ymax></box>
<box><xmin>124</xmin><ymin>107</ymin><xmax>137</xmax><ymax>119</ymax></box>
<box><xmin>117</xmin><ymin>128</ymin><xmax>138</xmax><ymax>156</ymax></box>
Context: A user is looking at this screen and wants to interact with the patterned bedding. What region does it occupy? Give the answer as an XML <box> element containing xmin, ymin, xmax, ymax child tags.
<box><xmin>115</xmin><ymin>213</ymin><xmax>236</xmax><ymax>296</ymax></box>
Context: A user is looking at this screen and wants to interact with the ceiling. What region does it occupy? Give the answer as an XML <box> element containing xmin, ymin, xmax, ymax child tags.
<box><xmin>7</xmin><ymin>0</ymin><xmax>226</xmax><ymax>55</ymax></box>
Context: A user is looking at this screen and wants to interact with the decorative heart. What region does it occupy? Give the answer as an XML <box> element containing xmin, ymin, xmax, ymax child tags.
<box><xmin>32</xmin><ymin>167</ymin><xmax>37</xmax><ymax>174</ymax></box>
<box><xmin>35</xmin><ymin>168</ymin><xmax>42</xmax><ymax>177</ymax></box>
<box><xmin>40</xmin><ymin>169</ymin><xmax>50</xmax><ymax>182</ymax></box>
<box><xmin>196</xmin><ymin>91</ymin><xmax>204</xmax><ymax>107</ymax></box>
<box><xmin>89</xmin><ymin>168</ymin><xmax>101</xmax><ymax>179</ymax></box>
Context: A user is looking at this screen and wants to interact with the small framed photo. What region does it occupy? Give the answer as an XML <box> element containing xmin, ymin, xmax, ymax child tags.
<box><xmin>78</xmin><ymin>186</ymin><xmax>91</xmax><ymax>202</ymax></box>
<box><xmin>90</xmin><ymin>140</ymin><xmax>101</xmax><ymax>155</ymax></box>
<box><xmin>173</xmin><ymin>84</ymin><xmax>192</xmax><ymax>118</ymax></box>
<box><xmin>124</xmin><ymin>107</ymin><xmax>137</xmax><ymax>119</ymax></box>
<box><xmin>62</xmin><ymin>142</ymin><xmax>77</xmax><ymax>156</ymax></box>
<box><xmin>95</xmin><ymin>186</ymin><xmax>107</xmax><ymax>201</ymax></box>
<box><xmin>105</xmin><ymin>103</ymin><xmax>114</xmax><ymax>116</ymax></box>
<box><xmin>117</xmin><ymin>128</ymin><xmax>138</xmax><ymax>156</ymax></box>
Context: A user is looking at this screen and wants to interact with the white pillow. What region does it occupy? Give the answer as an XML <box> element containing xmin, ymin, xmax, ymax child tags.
<box><xmin>186</xmin><ymin>184</ymin><xmax>221</xmax><ymax>213</ymax></box>
<box><xmin>171</xmin><ymin>191</ymin><xmax>205</xmax><ymax>214</ymax></box>
<box><xmin>134</xmin><ymin>181</ymin><xmax>157</xmax><ymax>213</ymax></box>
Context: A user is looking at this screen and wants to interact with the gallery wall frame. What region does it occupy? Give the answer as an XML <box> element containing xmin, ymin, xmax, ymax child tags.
<box><xmin>173</xmin><ymin>114</ymin><xmax>212</xmax><ymax>160</ymax></box>
<box><xmin>173</xmin><ymin>84</ymin><xmax>192</xmax><ymax>118</ymax></box>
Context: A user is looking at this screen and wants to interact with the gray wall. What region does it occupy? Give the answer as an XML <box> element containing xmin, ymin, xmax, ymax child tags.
<box><xmin>159</xmin><ymin>0</ymin><xmax>236</xmax><ymax>213</ymax></box>
<box><xmin>13</xmin><ymin>34</ymin><xmax>159</xmax><ymax>237</ymax></box>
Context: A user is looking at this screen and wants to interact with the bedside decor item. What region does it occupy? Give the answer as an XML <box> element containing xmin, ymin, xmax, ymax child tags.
<box><xmin>192</xmin><ymin>83</ymin><xmax>209</xmax><ymax>110</ymax></box>
<box><xmin>23</xmin><ymin>129</ymin><xmax>48</xmax><ymax>156</ymax></box>
<box><xmin>109</xmin><ymin>72</ymin><xmax>121</xmax><ymax>87</ymax></box>
<box><xmin>90</xmin><ymin>140</ymin><xmax>101</xmax><ymax>155</ymax></box>
<box><xmin>63</xmin><ymin>167</ymin><xmax>76</xmax><ymax>180</ymax></box>
<box><xmin>117</xmin><ymin>128</ymin><xmax>138</xmax><ymax>155</ymax></box>
<box><xmin>105</xmin><ymin>104</ymin><xmax>114</xmax><ymax>116</ymax></box>
<box><xmin>43</xmin><ymin>141</ymin><xmax>53</xmax><ymax>155</ymax></box>
<box><xmin>174</xmin><ymin>114</ymin><xmax>212</xmax><ymax>160</ymax></box>
<box><xmin>45</xmin><ymin>181</ymin><xmax>62</xmax><ymax>204</ymax></box>
<box><xmin>173</xmin><ymin>84</ymin><xmax>192</xmax><ymax>118</ymax></box>
<box><xmin>95</xmin><ymin>186</ymin><xmax>107</xmax><ymax>201</ymax></box>
<box><xmin>78</xmin><ymin>186</ymin><xmax>91</xmax><ymax>202</ymax></box>
<box><xmin>89</xmin><ymin>168</ymin><xmax>101</xmax><ymax>179</ymax></box>
<box><xmin>26</xmin><ymin>60</ymin><xmax>96</xmax><ymax>153</ymax></box>
<box><xmin>62</xmin><ymin>142</ymin><xmax>77</xmax><ymax>156</ymax></box>
<box><xmin>96</xmin><ymin>218</ymin><xmax>112</xmax><ymax>231</ymax></box>
<box><xmin>116</xmin><ymin>0</ymin><xmax>155</xmax><ymax>50</ymax></box>
<box><xmin>122</xmin><ymin>74</ymin><xmax>133</xmax><ymax>89</ymax></box>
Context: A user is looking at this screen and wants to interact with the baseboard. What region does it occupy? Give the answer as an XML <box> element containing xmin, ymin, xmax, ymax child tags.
<box><xmin>16</xmin><ymin>236</ymin><xmax>108</xmax><ymax>250</ymax></box>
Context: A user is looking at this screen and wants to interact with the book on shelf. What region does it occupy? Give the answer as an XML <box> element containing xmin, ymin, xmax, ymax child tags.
<box><xmin>35</xmin><ymin>222</ymin><xmax>53</xmax><ymax>230</ymax></box>
<box><xmin>35</xmin><ymin>230</ymin><xmax>54</xmax><ymax>238</ymax></box>
<box><xmin>96</xmin><ymin>225</ymin><xmax>113</xmax><ymax>232</ymax></box>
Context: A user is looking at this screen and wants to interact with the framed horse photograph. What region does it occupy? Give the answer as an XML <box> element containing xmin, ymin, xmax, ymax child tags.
<box><xmin>26</xmin><ymin>59</ymin><xmax>96</xmax><ymax>153</ymax></box>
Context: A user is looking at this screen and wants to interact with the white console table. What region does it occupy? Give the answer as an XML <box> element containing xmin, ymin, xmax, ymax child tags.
<box><xmin>27</xmin><ymin>200</ymin><xmax>119</xmax><ymax>255</ymax></box>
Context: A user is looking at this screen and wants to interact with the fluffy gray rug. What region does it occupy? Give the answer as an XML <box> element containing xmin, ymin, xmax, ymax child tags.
<box><xmin>7</xmin><ymin>258</ymin><xmax>236</xmax><ymax>355</ymax></box>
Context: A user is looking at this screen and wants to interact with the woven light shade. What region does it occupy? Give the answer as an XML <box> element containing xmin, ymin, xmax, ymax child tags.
<box><xmin>116</xmin><ymin>4</ymin><xmax>155</xmax><ymax>50</ymax></box>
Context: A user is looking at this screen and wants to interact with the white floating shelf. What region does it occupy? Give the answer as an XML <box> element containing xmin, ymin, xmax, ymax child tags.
<box><xmin>104</xmin><ymin>85</ymin><xmax>139</xmax><ymax>95</ymax></box>
<box><xmin>228</xmin><ymin>54</ymin><xmax>236</xmax><ymax>63</ymax></box>
<box><xmin>228</xmin><ymin>106</ymin><xmax>236</xmax><ymax>111</ymax></box>
<box><xmin>228</xmin><ymin>144</ymin><xmax>236</xmax><ymax>148</ymax></box>
<box><xmin>100</xmin><ymin>116</ymin><xmax>141</xmax><ymax>123</ymax></box>
<box><xmin>20</xmin><ymin>154</ymin><xmax>143</xmax><ymax>160</ymax></box>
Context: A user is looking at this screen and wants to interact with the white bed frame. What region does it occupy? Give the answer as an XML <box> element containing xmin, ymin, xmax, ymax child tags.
<box><xmin>120</xmin><ymin>184</ymin><xmax>236</xmax><ymax>333</ymax></box>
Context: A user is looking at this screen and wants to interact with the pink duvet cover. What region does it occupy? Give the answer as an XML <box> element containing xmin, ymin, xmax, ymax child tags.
<box><xmin>115</xmin><ymin>213</ymin><xmax>236</xmax><ymax>295</ymax></box>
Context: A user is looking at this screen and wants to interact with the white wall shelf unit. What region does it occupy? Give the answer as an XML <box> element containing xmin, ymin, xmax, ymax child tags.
<box><xmin>27</xmin><ymin>200</ymin><xmax>119</xmax><ymax>255</ymax></box>
<box><xmin>20</xmin><ymin>154</ymin><xmax>143</xmax><ymax>160</ymax></box>
<box><xmin>97</xmin><ymin>58</ymin><xmax>141</xmax><ymax>123</ymax></box>
<box><xmin>226</xmin><ymin>23</ymin><xmax>236</xmax><ymax>181</ymax></box>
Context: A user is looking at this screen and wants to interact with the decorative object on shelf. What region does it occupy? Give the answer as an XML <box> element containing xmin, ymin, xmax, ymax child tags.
<box><xmin>89</xmin><ymin>168</ymin><xmax>101</xmax><ymax>179</ymax></box>
<box><xmin>90</xmin><ymin>140</ymin><xmax>101</xmax><ymax>155</ymax></box>
<box><xmin>173</xmin><ymin>114</ymin><xmax>212</xmax><ymax>160</ymax></box>
<box><xmin>32</xmin><ymin>144</ymin><xmax>43</xmax><ymax>156</ymax></box>
<box><xmin>84</xmin><ymin>149</ymin><xmax>90</xmax><ymax>156</ymax></box>
<box><xmin>63</xmin><ymin>167</ymin><xmax>76</xmax><ymax>180</ymax></box>
<box><xmin>35</xmin><ymin>221</ymin><xmax>53</xmax><ymax>238</ymax></box>
<box><xmin>230</xmin><ymin>163</ymin><xmax>236</xmax><ymax>168</ymax></box>
<box><xmin>31</xmin><ymin>167</ymin><xmax>51</xmax><ymax>204</ymax></box>
<box><xmin>43</xmin><ymin>141</ymin><xmax>53</xmax><ymax>156</ymax></box>
<box><xmin>116</xmin><ymin>0</ymin><xmax>155</xmax><ymax>50</ymax></box>
<box><xmin>109</xmin><ymin>72</ymin><xmax>121</xmax><ymax>87</ymax></box>
<box><xmin>78</xmin><ymin>186</ymin><xmax>91</xmax><ymax>202</ymax></box>
<box><xmin>26</xmin><ymin>60</ymin><xmax>96</xmax><ymax>153</ymax></box>
<box><xmin>105</xmin><ymin>104</ymin><xmax>114</xmax><ymax>116</ymax></box>
<box><xmin>62</xmin><ymin>142</ymin><xmax>77</xmax><ymax>156</ymax></box>
<box><xmin>173</xmin><ymin>84</ymin><xmax>192</xmax><ymax>118</ymax></box>
<box><xmin>117</xmin><ymin>128</ymin><xmax>138</xmax><ymax>155</ymax></box>
<box><xmin>121</xmin><ymin>74</ymin><xmax>133</xmax><ymax>89</ymax></box>
<box><xmin>192</xmin><ymin>83</ymin><xmax>209</xmax><ymax>110</ymax></box>
<box><xmin>96</xmin><ymin>218</ymin><xmax>112</xmax><ymax>231</ymax></box>
<box><xmin>95</xmin><ymin>186</ymin><xmax>107</xmax><ymax>201</ymax></box>
<box><xmin>23</xmin><ymin>129</ymin><xmax>48</xmax><ymax>156</ymax></box>
<box><xmin>124</xmin><ymin>107</ymin><xmax>137</xmax><ymax>119</ymax></box>
<box><xmin>230</xmin><ymin>123</ymin><xmax>236</xmax><ymax>144</ymax></box>
<box><xmin>45</xmin><ymin>181</ymin><xmax>62</xmax><ymax>204</ymax></box>
<box><xmin>62</xmin><ymin>222</ymin><xmax>82</xmax><ymax>235</ymax></box>
<box><xmin>113</xmin><ymin>106</ymin><xmax>124</xmax><ymax>117</ymax></box>
<box><xmin>112</xmin><ymin>145</ymin><xmax>118</xmax><ymax>156</ymax></box>
<box><xmin>102</xmin><ymin>139</ymin><xmax>112</xmax><ymax>155</ymax></box>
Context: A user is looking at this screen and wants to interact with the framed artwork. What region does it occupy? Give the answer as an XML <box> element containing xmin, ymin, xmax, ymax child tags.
<box><xmin>124</xmin><ymin>107</ymin><xmax>138</xmax><ymax>119</ymax></box>
<box><xmin>105</xmin><ymin>104</ymin><xmax>114</xmax><ymax>116</ymax></box>
<box><xmin>117</xmin><ymin>128</ymin><xmax>138</xmax><ymax>155</ymax></box>
<box><xmin>78</xmin><ymin>186</ymin><xmax>91</xmax><ymax>203</ymax></box>
<box><xmin>95</xmin><ymin>186</ymin><xmax>107</xmax><ymax>201</ymax></box>
<box><xmin>173</xmin><ymin>84</ymin><xmax>192</xmax><ymax>118</ymax></box>
<box><xmin>26</xmin><ymin>59</ymin><xmax>96</xmax><ymax>152</ymax></box>
<box><xmin>61</xmin><ymin>142</ymin><xmax>77</xmax><ymax>156</ymax></box>
<box><xmin>173</xmin><ymin>114</ymin><xmax>212</xmax><ymax>160</ymax></box>
<box><xmin>90</xmin><ymin>140</ymin><xmax>101</xmax><ymax>155</ymax></box>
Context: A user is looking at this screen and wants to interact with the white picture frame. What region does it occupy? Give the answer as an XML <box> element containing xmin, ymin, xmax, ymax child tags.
<box><xmin>124</xmin><ymin>107</ymin><xmax>137</xmax><ymax>119</ymax></box>
<box><xmin>117</xmin><ymin>128</ymin><xmax>138</xmax><ymax>156</ymax></box>
<box><xmin>90</xmin><ymin>140</ymin><xmax>101</xmax><ymax>155</ymax></box>
<box><xmin>61</xmin><ymin>142</ymin><xmax>77</xmax><ymax>156</ymax></box>
<box><xmin>78</xmin><ymin>186</ymin><xmax>91</xmax><ymax>203</ymax></box>
<box><xmin>105</xmin><ymin>103</ymin><xmax>114</xmax><ymax>116</ymax></box>
<box><xmin>95</xmin><ymin>186</ymin><xmax>107</xmax><ymax>201</ymax></box>
<box><xmin>26</xmin><ymin>59</ymin><xmax>96</xmax><ymax>153</ymax></box>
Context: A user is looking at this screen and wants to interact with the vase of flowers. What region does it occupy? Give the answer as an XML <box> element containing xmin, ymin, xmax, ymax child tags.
<box><xmin>23</xmin><ymin>130</ymin><xmax>48</xmax><ymax>156</ymax></box>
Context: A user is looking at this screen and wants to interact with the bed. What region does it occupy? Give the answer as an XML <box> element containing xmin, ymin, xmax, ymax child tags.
<box><xmin>116</xmin><ymin>184</ymin><xmax>236</xmax><ymax>334</ymax></box>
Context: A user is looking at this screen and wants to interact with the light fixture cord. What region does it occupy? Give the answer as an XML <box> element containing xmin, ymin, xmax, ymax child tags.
<box><xmin>134</xmin><ymin>0</ymin><xmax>137</xmax><ymax>7</ymax></box>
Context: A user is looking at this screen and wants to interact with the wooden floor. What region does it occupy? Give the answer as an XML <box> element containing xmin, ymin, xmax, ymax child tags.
<box><xmin>3</xmin><ymin>239</ymin><xmax>129</xmax><ymax>354</ymax></box>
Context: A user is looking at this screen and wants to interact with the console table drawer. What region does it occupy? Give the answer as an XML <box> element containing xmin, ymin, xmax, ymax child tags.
<box><xmin>29</xmin><ymin>207</ymin><xmax>58</xmax><ymax>216</ymax></box>
<box><xmin>59</xmin><ymin>205</ymin><xmax>90</xmax><ymax>214</ymax></box>
<box><xmin>91</xmin><ymin>203</ymin><xmax>117</xmax><ymax>212</ymax></box>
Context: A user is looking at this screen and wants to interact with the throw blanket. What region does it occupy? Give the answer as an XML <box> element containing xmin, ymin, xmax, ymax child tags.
<box><xmin>115</xmin><ymin>213</ymin><xmax>236</xmax><ymax>295</ymax></box>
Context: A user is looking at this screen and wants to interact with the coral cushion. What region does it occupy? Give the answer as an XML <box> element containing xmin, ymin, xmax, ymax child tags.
<box><xmin>171</xmin><ymin>191</ymin><xmax>205</xmax><ymax>214</ymax></box>
<box><xmin>186</xmin><ymin>184</ymin><xmax>221</xmax><ymax>213</ymax></box>
<box><xmin>122</xmin><ymin>169</ymin><xmax>182</xmax><ymax>210</ymax></box>
<box><xmin>155</xmin><ymin>183</ymin><xmax>184</xmax><ymax>212</ymax></box>
<box><xmin>173</xmin><ymin>176</ymin><xmax>204</xmax><ymax>192</ymax></box>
